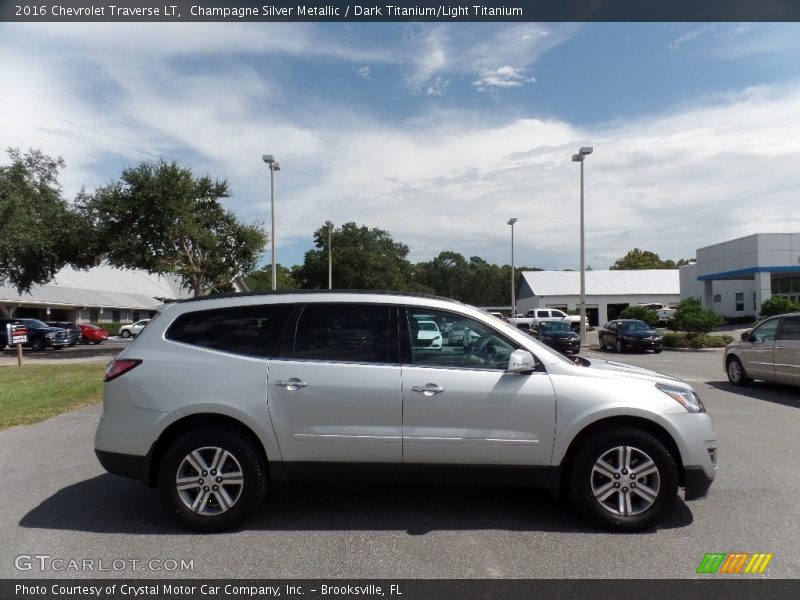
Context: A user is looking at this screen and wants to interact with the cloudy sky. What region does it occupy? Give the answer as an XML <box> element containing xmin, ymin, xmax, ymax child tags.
<box><xmin>2</xmin><ymin>22</ymin><xmax>800</xmax><ymax>270</ymax></box>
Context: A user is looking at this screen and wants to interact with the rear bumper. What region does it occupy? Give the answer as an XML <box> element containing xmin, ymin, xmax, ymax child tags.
<box><xmin>95</xmin><ymin>449</ymin><xmax>150</xmax><ymax>483</ymax></box>
<box><xmin>683</xmin><ymin>466</ymin><xmax>714</xmax><ymax>500</ymax></box>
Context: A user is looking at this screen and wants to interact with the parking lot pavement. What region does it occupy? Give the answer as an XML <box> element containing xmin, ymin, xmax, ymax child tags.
<box><xmin>1</xmin><ymin>349</ymin><xmax>798</xmax><ymax>579</ymax></box>
<box><xmin>0</xmin><ymin>338</ymin><xmax>128</xmax><ymax>366</ymax></box>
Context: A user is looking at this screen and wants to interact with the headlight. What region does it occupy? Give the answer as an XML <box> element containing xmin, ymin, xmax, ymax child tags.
<box><xmin>46</xmin><ymin>333</ymin><xmax>54</xmax><ymax>339</ymax></box>
<box><xmin>656</xmin><ymin>383</ymin><xmax>706</xmax><ymax>413</ymax></box>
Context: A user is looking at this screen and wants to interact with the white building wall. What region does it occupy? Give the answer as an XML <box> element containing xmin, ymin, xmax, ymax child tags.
<box><xmin>517</xmin><ymin>293</ymin><xmax>681</xmax><ymax>323</ymax></box>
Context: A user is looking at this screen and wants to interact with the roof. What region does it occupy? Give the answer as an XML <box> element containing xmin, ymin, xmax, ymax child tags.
<box><xmin>0</xmin><ymin>265</ymin><xmax>192</xmax><ymax>310</ymax></box>
<box><xmin>520</xmin><ymin>270</ymin><xmax>680</xmax><ymax>297</ymax></box>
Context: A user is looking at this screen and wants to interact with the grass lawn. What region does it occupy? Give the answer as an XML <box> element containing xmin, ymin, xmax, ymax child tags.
<box><xmin>0</xmin><ymin>363</ymin><xmax>105</xmax><ymax>430</ymax></box>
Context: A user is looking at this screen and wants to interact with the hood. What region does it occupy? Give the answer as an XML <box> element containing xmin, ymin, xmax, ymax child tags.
<box><xmin>581</xmin><ymin>358</ymin><xmax>688</xmax><ymax>388</ymax></box>
<box><xmin>541</xmin><ymin>331</ymin><xmax>579</xmax><ymax>339</ymax></box>
<box><xmin>618</xmin><ymin>330</ymin><xmax>661</xmax><ymax>339</ymax></box>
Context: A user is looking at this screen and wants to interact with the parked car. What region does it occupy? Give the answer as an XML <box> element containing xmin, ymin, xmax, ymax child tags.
<box><xmin>0</xmin><ymin>321</ymin><xmax>29</xmax><ymax>348</ymax></box>
<box><xmin>78</xmin><ymin>323</ymin><xmax>109</xmax><ymax>345</ymax></box>
<box><xmin>534</xmin><ymin>319</ymin><xmax>581</xmax><ymax>354</ymax></box>
<box><xmin>599</xmin><ymin>319</ymin><xmax>663</xmax><ymax>353</ymax></box>
<box><xmin>46</xmin><ymin>321</ymin><xmax>82</xmax><ymax>346</ymax></box>
<box><xmin>1</xmin><ymin>318</ymin><xmax>70</xmax><ymax>350</ymax></box>
<box><xmin>413</xmin><ymin>319</ymin><xmax>443</xmax><ymax>350</ymax></box>
<box><xmin>724</xmin><ymin>312</ymin><xmax>800</xmax><ymax>387</ymax></box>
<box><xmin>637</xmin><ymin>303</ymin><xmax>676</xmax><ymax>325</ymax></box>
<box><xmin>95</xmin><ymin>291</ymin><xmax>716</xmax><ymax>533</ymax></box>
<box><xmin>119</xmin><ymin>319</ymin><xmax>150</xmax><ymax>338</ymax></box>
<box><xmin>508</xmin><ymin>308</ymin><xmax>580</xmax><ymax>331</ymax></box>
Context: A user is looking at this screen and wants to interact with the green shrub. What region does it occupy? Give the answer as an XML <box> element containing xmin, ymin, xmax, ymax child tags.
<box><xmin>619</xmin><ymin>305</ymin><xmax>659</xmax><ymax>326</ymax></box>
<box><xmin>661</xmin><ymin>332</ymin><xmax>732</xmax><ymax>348</ymax></box>
<box><xmin>673</xmin><ymin>298</ymin><xmax>723</xmax><ymax>338</ymax></box>
<box><xmin>759</xmin><ymin>296</ymin><xmax>800</xmax><ymax>318</ymax></box>
<box><xmin>724</xmin><ymin>315</ymin><xmax>757</xmax><ymax>325</ymax></box>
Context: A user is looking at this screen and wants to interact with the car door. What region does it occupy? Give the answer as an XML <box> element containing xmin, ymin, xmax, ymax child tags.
<box><xmin>267</xmin><ymin>303</ymin><xmax>402</xmax><ymax>468</ymax></box>
<box><xmin>401</xmin><ymin>307</ymin><xmax>556</xmax><ymax>475</ymax></box>
<box><xmin>601</xmin><ymin>322</ymin><xmax>617</xmax><ymax>347</ymax></box>
<box><xmin>773</xmin><ymin>316</ymin><xmax>800</xmax><ymax>385</ymax></box>
<box><xmin>739</xmin><ymin>317</ymin><xmax>780</xmax><ymax>380</ymax></box>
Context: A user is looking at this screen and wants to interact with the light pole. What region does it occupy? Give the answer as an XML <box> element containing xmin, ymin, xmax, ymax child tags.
<box><xmin>262</xmin><ymin>154</ymin><xmax>280</xmax><ymax>291</ymax></box>
<box><xmin>325</xmin><ymin>220</ymin><xmax>333</xmax><ymax>290</ymax></box>
<box><xmin>572</xmin><ymin>146</ymin><xmax>593</xmax><ymax>343</ymax></box>
<box><xmin>508</xmin><ymin>218</ymin><xmax>518</xmax><ymax>317</ymax></box>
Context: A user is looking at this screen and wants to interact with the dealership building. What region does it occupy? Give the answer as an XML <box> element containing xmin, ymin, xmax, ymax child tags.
<box><xmin>680</xmin><ymin>233</ymin><xmax>800</xmax><ymax>318</ymax></box>
<box><xmin>516</xmin><ymin>270</ymin><xmax>680</xmax><ymax>326</ymax></box>
<box><xmin>0</xmin><ymin>265</ymin><xmax>190</xmax><ymax>323</ymax></box>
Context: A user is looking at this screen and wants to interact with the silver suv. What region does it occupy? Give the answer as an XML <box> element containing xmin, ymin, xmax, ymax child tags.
<box><xmin>95</xmin><ymin>291</ymin><xmax>717</xmax><ymax>532</ymax></box>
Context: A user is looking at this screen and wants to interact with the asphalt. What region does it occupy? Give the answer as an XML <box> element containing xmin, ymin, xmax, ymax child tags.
<box><xmin>1</xmin><ymin>343</ymin><xmax>798</xmax><ymax>578</ymax></box>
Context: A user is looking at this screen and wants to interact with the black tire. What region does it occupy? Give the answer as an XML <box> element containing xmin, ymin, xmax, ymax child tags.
<box><xmin>92</xmin><ymin>340</ymin><xmax>103</xmax><ymax>345</ymax></box>
<box><xmin>120</xmin><ymin>330</ymin><xmax>131</xmax><ymax>338</ymax></box>
<box><xmin>30</xmin><ymin>338</ymin><xmax>45</xmax><ymax>351</ymax></box>
<box><xmin>568</xmin><ymin>427</ymin><xmax>679</xmax><ymax>532</ymax></box>
<box><xmin>158</xmin><ymin>428</ymin><xmax>267</xmax><ymax>532</ymax></box>
<box><xmin>653</xmin><ymin>348</ymin><xmax>662</xmax><ymax>354</ymax></box>
<box><xmin>726</xmin><ymin>356</ymin><xmax>751</xmax><ymax>386</ymax></box>
<box><xmin>616</xmin><ymin>338</ymin><xmax>624</xmax><ymax>353</ymax></box>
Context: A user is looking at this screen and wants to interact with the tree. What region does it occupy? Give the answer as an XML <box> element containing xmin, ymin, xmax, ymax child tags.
<box><xmin>619</xmin><ymin>305</ymin><xmax>659</xmax><ymax>326</ymax></box>
<box><xmin>80</xmin><ymin>160</ymin><xmax>266</xmax><ymax>296</ymax></box>
<box><xmin>0</xmin><ymin>148</ymin><xmax>98</xmax><ymax>293</ymax></box>
<box><xmin>759</xmin><ymin>296</ymin><xmax>800</xmax><ymax>318</ymax></box>
<box><xmin>672</xmin><ymin>298</ymin><xmax>723</xmax><ymax>339</ymax></box>
<box><xmin>293</xmin><ymin>222</ymin><xmax>414</xmax><ymax>290</ymax></box>
<box><xmin>244</xmin><ymin>264</ymin><xmax>297</xmax><ymax>290</ymax></box>
<box><xmin>610</xmin><ymin>248</ymin><xmax>688</xmax><ymax>270</ymax></box>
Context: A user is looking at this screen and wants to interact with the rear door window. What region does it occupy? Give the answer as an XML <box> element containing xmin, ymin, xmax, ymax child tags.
<box><xmin>166</xmin><ymin>304</ymin><xmax>294</xmax><ymax>357</ymax></box>
<box><xmin>289</xmin><ymin>303</ymin><xmax>394</xmax><ymax>364</ymax></box>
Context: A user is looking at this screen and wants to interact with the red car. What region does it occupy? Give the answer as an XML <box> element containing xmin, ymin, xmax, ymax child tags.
<box><xmin>78</xmin><ymin>323</ymin><xmax>109</xmax><ymax>345</ymax></box>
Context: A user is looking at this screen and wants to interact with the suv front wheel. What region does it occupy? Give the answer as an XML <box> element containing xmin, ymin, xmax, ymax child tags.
<box><xmin>568</xmin><ymin>428</ymin><xmax>678</xmax><ymax>532</ymax></box>
<box><xmin>158</xmin><ymin>428</ymin><xmax>267</xmax><ymax>532</ymax></box>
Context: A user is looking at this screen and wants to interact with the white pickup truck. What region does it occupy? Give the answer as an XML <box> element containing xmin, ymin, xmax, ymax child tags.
<box><xmin>637</xmin><ymin>303</ymin><xmax>676</xmax><ymax>324</ymax></box>
<box><xmin>507</xmin><ymin>308</ymin><xmax>581</xmax><ymax>331</ymax></box>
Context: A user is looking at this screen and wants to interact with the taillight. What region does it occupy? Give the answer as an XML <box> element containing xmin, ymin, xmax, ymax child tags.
<box><xmin>104</xmin><ymin>359</ymin><xmax>142</xmax><ymax>382</ymax></box>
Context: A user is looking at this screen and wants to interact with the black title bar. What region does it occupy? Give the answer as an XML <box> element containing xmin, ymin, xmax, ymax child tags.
<box><xmin>3</xmin><ymin>0</ymin><xmax>800</xmax><ymax>22</ymax></box>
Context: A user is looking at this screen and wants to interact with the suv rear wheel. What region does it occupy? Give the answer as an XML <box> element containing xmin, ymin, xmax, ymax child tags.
<box><xmin>158</xmin><ymin>428</ymin><xmax>267</xmax><ymax>532</ymax></box>
<box><xmin>568</xmin><ymin>428</ymin><xmax>678</xmax><ymax>532</ymax></box>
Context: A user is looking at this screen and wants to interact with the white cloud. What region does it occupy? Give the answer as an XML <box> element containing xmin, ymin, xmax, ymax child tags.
<box><xmin>355</xmin><ymin>65</ymin><xmax>371</xmax><ymax>79</ymax></box>
<box><xmin>473</xmin><ymin>66</ymin><xmax>535</xmax><ymax>91</ymax></box>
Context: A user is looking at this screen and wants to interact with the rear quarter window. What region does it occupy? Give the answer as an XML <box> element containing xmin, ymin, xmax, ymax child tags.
<box><xmin>166</xmin><ymin>304</ymin><xmax>294</xmax><ymax>357</ymax></box>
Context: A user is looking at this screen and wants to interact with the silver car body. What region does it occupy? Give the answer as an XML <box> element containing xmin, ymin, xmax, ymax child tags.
<box><xmin>96</xmin><ymin>292</ymin><xmax>717</xmax><ymax>501</ymax></box>
<box><xmin>724</xmin><ymin>312</ymin><xmax>800</xmax><ymax>386</ymax></box>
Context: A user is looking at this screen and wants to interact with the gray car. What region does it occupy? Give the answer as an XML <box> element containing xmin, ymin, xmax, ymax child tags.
<box><xmin>724</xmin><ymin>312</ymin><xmax>800</xmax><ymax>387</ymax></box>
<box><xmin>95</xmin><ymin>291</ymin><xmax>717</xmax><ymax>533</ymax></box>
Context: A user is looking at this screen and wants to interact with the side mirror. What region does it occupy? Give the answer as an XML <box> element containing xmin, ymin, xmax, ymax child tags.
<box><xmin>507</xmin><ymin>349</ymin><xmax>536</xmax><ymax>373</ymax></box>
<box><xmin>740</xmin><ymin>332</ymin><xmax>752</xmax><ymax>342</ymax></box>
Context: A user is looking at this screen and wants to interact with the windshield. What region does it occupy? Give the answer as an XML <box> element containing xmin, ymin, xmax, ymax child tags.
<box><xmin>620</xmin><ymin>320</ymin><xmax>650</xmax><ymax>332</ymax></box>
<box><xmin>540</xmin><ymin>321</ymin><xmax>571</xmax><ymax>332</ymax></box>
<box><xmin>21</xmin><ymin>319</ymin><xmax>49</xmax><ymax>328</ymax></box>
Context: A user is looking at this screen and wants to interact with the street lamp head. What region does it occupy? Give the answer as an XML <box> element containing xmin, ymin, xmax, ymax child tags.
<box><xmin>262</xmin><ymin>154</ymin><xmax>275</xmax><ymax>164</ymax></box>
<box><xmin>572</xmin><ymin>154</ymin><xmax>582</xmax><ymax>162</ymax></box>
<box><xmin>325</xmin><ymin>220</ymin><xmax>333</xmax><ymax>228</ymax></box>
<box><xmin>272</xmin><ymin>162</ymin><xmax>280</xmax><ymax>171</ymax></box>
<box><xmin>579</xmin><ymin>146</ymin><xmax>593</xmax><ymax>156</ymax></box>
<box><xmin>507</xmin><ymin>218</ymin><xmax>517</xmax><ymax>226</ymax></box>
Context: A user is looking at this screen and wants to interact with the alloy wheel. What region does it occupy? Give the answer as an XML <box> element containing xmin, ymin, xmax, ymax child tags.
<box><xmin>590</xmin><ymin>445</ymin><xmax>660</xmax><ymax>517</ymax></box>
<box><xmin>175</xmin><ymin>446</ymin><xmax>244</xmax><ymax>516</ymax></box>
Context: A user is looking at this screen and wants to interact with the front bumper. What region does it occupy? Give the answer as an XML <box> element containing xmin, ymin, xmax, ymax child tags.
<box><xmin>684</xmin><ymin>467</ymin><xmax>714</xmax><ymax>500</ymax></box>
<box><xmin>622</xmin><ymin>337</ymin><xmax>662</xmax><ymax>351</ymax></box>
<box><xmin>545</xmin><ymin>338</ymin><xmax>581</xmax><ymax>353</ymax></box>
<box><xmin>96</xmin><ymin>449</ymin><xmax>150</xmax><ymax>483</ymax></box>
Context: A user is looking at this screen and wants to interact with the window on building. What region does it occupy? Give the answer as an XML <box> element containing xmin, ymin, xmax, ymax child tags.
<box><xmin>735</xmin><ymin>292</ymin><xmax>744</xmax><ymax>312</ymax></box>
<box><xmin>112</xmin><ymin>310</ymin><xmax>121</xmax><ymax>323</ymax></box>
<box><xmin>713</xmin><ymin>294</ymin><xmax>722</xmax><ymax>303</ymax></box>
<box><xmin>753</xmin><ymin>292</ymin><xmax>757</xmax><ymax>312</ymax></box>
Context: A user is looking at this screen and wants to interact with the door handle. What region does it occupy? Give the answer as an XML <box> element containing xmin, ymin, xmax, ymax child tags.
<box><xmin>275</xmin><ymin>378</ymin><xmax>308</xmax><ymax>391</ymax></box>
<box><xmin>411</xmin><ymin>383</ymin><xmax>445</xmax><ymax>396</ymax></box>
